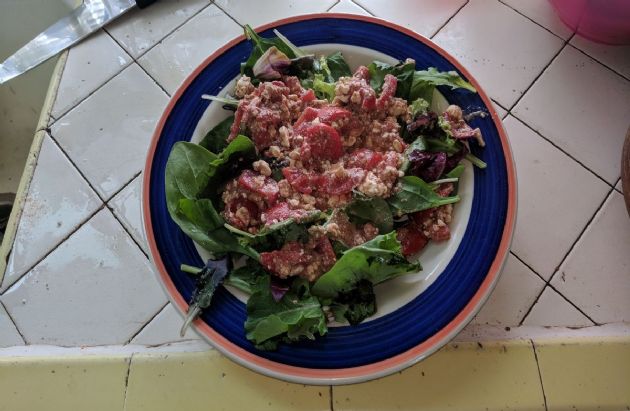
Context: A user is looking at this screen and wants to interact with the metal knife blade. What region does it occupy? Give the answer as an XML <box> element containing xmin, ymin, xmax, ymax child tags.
<box><xmin>0</xmin><ymin>0</ymin><xmax>137</xmax><ymax>85</ymax></box>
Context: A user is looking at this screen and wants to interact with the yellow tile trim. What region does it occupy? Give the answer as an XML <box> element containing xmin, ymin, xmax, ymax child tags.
<box><xmin>0</xmin><ymin>50</ymin><xmax>68</xmax><ymax>285</ymax></box>
<box><xmin>1</xmin><ymin>337</ymin><xmax>628</xmax><ymax>410</ymax></box>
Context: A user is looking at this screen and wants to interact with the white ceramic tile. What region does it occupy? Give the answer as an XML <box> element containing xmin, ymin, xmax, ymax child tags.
<box><xmin>616</xmin><ymin>179</ymin><xmax>623</xmax><ymax>193</ymax></box>
<box><xmin>107</xmin><ymin>0</ymin><xmax>211</xmax><ymax>58</ymax></box>
<box><xmin>130</xmin><ymin>304</ymin><xmax>203</xmax><ymax>346</ymax></box>
<box><xmin>571</xmin><ymin>36</ymin><xmax>630</xmax><ymax>79</ymax></box>
<box><xmin>214</xmin><ymin>0</ymin><xmax>337</xmax><ymax>27</ymax></box>
<box><xmin>0</xmin><ymin>209</ymin><xmax>167</xmax><ymax>346</ymax></box>
<box><xmin>51</xmin><ymin>64</ymin><xmax>168</xmax><ymax>200</ymax></box>
<box><xmin>513</xmin><ymin>46</ymin><xmax>630</xmax><ymax>184</ymax></box>
<box><xmin>472</xmin><ymin>254</ymin><xmax>545</xmax><ymax>326</ymax></box>
<box><xmin>503</xmin><ymin>115</ymin><xmax>609</xmax><ymax>280</ymax></box>
<box><xmin>1</xmin><ymin>135</ymin><xmax>101</xmax><ymax>292</ymax></box>
<box><xmin>329</xmin><ymin>0</ymin><xmax>371</xmax><ymax>15</ymax></box>
<box><xmin>108</xmin><ymin>174</ymin><xmax>147</xmax><ymax>254</ymax></box>
<box><xmin>138</xmin><ymin>5</ymin><xmax>242</xmax><ymax>95</ymax></box>
<box><xmin>551</xmin><ymin>192</ymin><xmax>630</xmax><ymax>324</ymax></box>
<box><xmin>51</xmin><ymin>30</ymin><xmax>132</xmax><ymax>118</ymax></box>
<box><xmin>355</xmin><ymin>0</ymin><xmax>466</xmax><ymax>37</ymax></box>
<box><xmin>433</xmin><ymin>0</ymin><xmax>564</xmax><ymax>108</ymax></box>
<box><xmin>522</xmin><ymin>286</ymin><xmax>593</xmax><ymax>327</ymax></box>
<box><xmin>501</xmin><ymin>0</ymin><xmax>573</xmax><ymax>39</ymax></box>
<box><xmin>0</xmin><ymin>303</ymin><xmax>24</xmax><ymax>347</ymax></box>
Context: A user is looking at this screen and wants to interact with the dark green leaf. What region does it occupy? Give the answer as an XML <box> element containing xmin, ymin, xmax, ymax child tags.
<box><xmin>367</xmin><ymin>60</ymin><xmax>415</xmax><ymax>98</ymax></box>
<box><xmin>224</xmin><ymin>260</ymin><xmax>267</xmax><ymax>294</ymax></box>
<box><xmin>241</xmin><ymin>25</ymin><xmax>298</xmax><ymax>79</ymax></box>
<box><xmin>446</xmin><ymin>164</ymin><xmax>465</xmax><ymax>179</ymax></box>
<box><xmin>245</xmin><ymin>277</ymin><xmax>327</xmax><ymax>350</ymax></box>
<box><xmin>311</xmin><ymin>232</ymin><xmax>420</xmax><ymax>298</ymax></box>
<box><xmin>199</xmin><ymin>116</ymin><xmax>234</xmax><ymax>153</ymax></box>
<box><xmin>387</xmin><ymin>176</ymin><xmax>461</xmax><ymax>216</ymax></box>
<box><xmin>346</xmin><ymin>197</ymin><xmax>393</xmax><ymax>234</ymax></box>
<box><xmin>323</xmin><ymin>52</ymin><xmax>352</xmax><ymax>81</ymax></box>
<box><xmin>409</xmin><ymin>67</ymin><xmax>476</xmax><ymax>104</ymax></box>
<box><xmin>465</xmin><ymin>153</ymin><xmax>487</xmax><ymax>169</ymax></box>
<box><xmin>330</xmin><ymin>280</ymin><xmax>376</xmax><ymax>325</ymax></box>
<box><xmin>180</xmin><ymin>258</ymin><xmax>231</xmax><ymax>336</ymax></box>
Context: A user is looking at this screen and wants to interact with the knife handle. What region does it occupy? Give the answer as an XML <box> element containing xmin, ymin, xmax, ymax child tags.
<box><xmin>135</xmin><ymin>0</ymin><xmax>157</xmax><ymax>9</ymax></box>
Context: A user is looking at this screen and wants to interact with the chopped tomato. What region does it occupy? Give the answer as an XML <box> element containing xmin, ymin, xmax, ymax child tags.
<box><xmin>346</xmin><ymin>148</ymin><xmax>384</xmax><ymax>170</ymax></box>
<box><xmin>300</xmin><ymin>88</ymin><xmax>316</xmax><ymax>103</ymax></box>
<box><xmin>436</xmin><ymin>183</ymin><xmax>454</xmax><ymax>198</ymax></box>
<box><xmin>316</xmin><ymin>106</ymin><xmax>352</xmax><ymax>124</ymax></box>
<box><xmin>294</xmin><ymin>106</ymin><xmax>319</xmax><ymax>127</ymax></box>
<box><xmin>261</xmin><ymin>202</ymin><xmax>308</xmax><ymax>225</ymax></box>
<box><xmin>260</xmin><ymin>242</ymin><xmax>312</xmax><ymax>275</ymax></box>
<box><xmin>228</xmin><ymin>102</ymin><xmax>245</xmax><ymax>141</ymax></box>
<box><xmin>432</xmin><ymin>225</ymin><xmax>451</xmax><ymax>241</ymax></box>
<box><xmin>237</xmin><ymin>170</ymin><xmax>279</xmax><ymax>204</ymax></box>
<box><xmin>282</xmin><ymin>167</ymin><xmax>316</xmax><ymax>194</ymax></box>
<box><xmin>397</xmin><ymin>226</ymin><xmax>429</xmax><ymax>256</ymax></box>
<box><xmin>361</xmin><ymin>93</ymin><xmax>377</xmax><ymax>111</ymax></box>
<box><xmin>313</xmin><ymin>236</ymin><xmax>337</xmax><ymax>269</ymax></box>
<box><xmin>376</xmin><ymin>74</ymin><xmax>397</xmax><ymax>110</ymax></box>
<box><xmin>320</xmin><ymin>167</ymin><xmax>365</xmax><ymax>195</ymax></box>
<box><xmin>353</xmin><ymin>65</ymin><xmax>370</xmax><ymax>80</ymax></box>
<box><xmin>226</xmin><ymin>198</ymin><xmax>260</xmax><ymax>229</ymax></box>
<box><xmin>300</xmin><ymin>123</ymin><xmax>343</xmax><ymax>162</ymax></box>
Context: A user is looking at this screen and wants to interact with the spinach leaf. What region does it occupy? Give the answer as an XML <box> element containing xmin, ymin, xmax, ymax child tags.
<box><xmin>321</xmin><ymin>52</ymin><xmax>352</xmax><ymax>81</ymax></box>
<box><xmin>409</xmin><ymin>67</ymin><xmax>476</xmax><ymax>104</ymax></box>
<box><xmin>165</xmin><ymin>139</ymin><xmax>258</xmax><ymax>259</ymax></box>
<box><xmin>387</xmin><ymin>176</ymin><xmax>460</xmax><ymax>216</ymax></box>
<box><xmin>224</xmin><ymin>260</ymin><xmax>267</xmax><ymax>294</ymax></box>
<box><xmin>367</xmin><ymin>60</ymin><xmax>415</xmax><ymax>98</ymax></box>
<box><xmin>311</xmin><ymin>232</ymin><xmax>420</xmax><ymax>298</ymax></box>
<box><xmin>446</xmin><ymin>164</ymin><xmax>465</xmax><ymax>179</ymax></box>
<box><xmin>199</xmin><ymin>115</ymin><xmax>234</xmax><ymax>153</ymax></box>
<box><xmin>401</xmin><ymin>136</ymin><xmax>428</xmax><ymax>172</ymax></box>
<box><xmin>346</xmin><ymin>197</ymin><xmax>393</xmax><ymax>234</ymax></box>
<box><xmin>245</xmin><ymin>277</ymin><xmax>327</xmax><ymax>350</ymax></box>
<box><xmin>180</xmin><ymin>258</ymin><xmax>231</xmax><ymax>336</ymax></box>
<box><xmin>409</xmin><ymin>98</ymin><xmax>430</xmax><ymax>117</ymax></box>
<box><xmin>330</xmin><ymin>280</ymin><xmax>376</xmax><ymax>325</ymax></box>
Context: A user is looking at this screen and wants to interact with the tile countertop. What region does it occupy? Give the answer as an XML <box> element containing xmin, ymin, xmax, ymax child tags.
<box><xmin>1</xmin><ymin>0</ymin><xmax>629</xmax><ymax>393</ymax></box>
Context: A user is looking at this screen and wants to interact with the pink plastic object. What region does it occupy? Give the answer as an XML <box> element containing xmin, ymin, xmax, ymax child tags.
<box><xmin>549</xmin><ymin>0</ymin><xmax>630</xmax><ymax>45</ymax></box>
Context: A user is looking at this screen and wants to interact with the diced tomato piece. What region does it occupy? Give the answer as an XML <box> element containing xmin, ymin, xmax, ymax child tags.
<box><xmin>376</xmin><ymin>74</ymin><xmax>397</xmax><ymax>110</ymax></box>
<box><xmin>261</xmin><ymin>202</ymin><xmax>308</xmax><ymax>225</ymax></box>
<box><xmin>361</xmin><ymin>93</ymin><xmax>377</xmax><ymax>111</ymax></box>
<box><xmin>397</xmin><ymin>226</ymin><xmax>429</xmax><ymax>257</ymax></box>
<box><xmin>300</xmin><ymin>89</ymin><xmax>316</xmax><ymax>103</ymax></box>
<box><xmin>320</xmin><ymin>167</ymin><xmax>365</xmax><ymax>195</ymax></box>
<box><xmin>313</xmin><ymin>236</ymin><xmax>337</xmax><ymax>269</ymax></box>
<box><xmin>432</xmin><ymin>225</ymin><xmax>451</xmax><ymax>241</ymax></box>
<box><xmin>300</xmin><ymin>123</ymin><xmax>343</xmax><ymax>161</ymax></box>
<box><xmin>260</xmin><ymin>242</ymin><xmax>311</xmax><ymax>275</ymax></box>
<box><xmin>353</xmin><ymin>65</ymin><xmax>370</xmax><ymax>80</ymax></box>
<box><xmin>346</xmin><ymin>148</ymin><xmax>384</xmax><ymax>170</ymax></box>
<box><xmin>228</xmin><ymin>101</ymin><xmax>245</xmax><ymax>141</ymax></box>
<box><xmin>436</xmin><ymin>183</ymin><xmax>454</xmax><ymax>198</ymax></box>
<box><xmin>226</xmin><ymin>198</ymin><xmax>260</xmax><ymax>229</ymax></box>
<box><xmin>316</xmin><ymin>106</ymin><xmax>352</xmax><ymax>125</ymax></box>
<box><xmin>294</xmin><ymin>106</ymin><xmax>319</xmax><ymax>127</ymax></box>
<box><xmin>237</xmin><ymin>170</ymin><xmax>279</xmax><ymax>204</ymax></box>
<box><xmin>282</xmin><ymin>167</ymin><xmax>316</xmax><ymax>194</ymax></box>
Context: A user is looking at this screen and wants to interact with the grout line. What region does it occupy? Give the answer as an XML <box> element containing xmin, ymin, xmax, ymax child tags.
<box><xmin>125</xmin><ymin>302</ymin><xmax>169</xmax><ymax>345</ymax></box>
<box><xmin>329</xmin><ymin>385</ymin><xmax>334</xmax><ymax>411</ymax></box>
<box><xmin>614</xmin><ymin>178</ymin><xmax>622</xmax><ymax>194</ymax></box>
<box><xmin>545</xmin><ymin>281</ymin><xmax>598</xmax><ymax>325</ymax></box>
<box><xmin>122</xmin><ymin>352</ymin><xmax>134</xmax><ymax>411</ymax></box>
<box><xmin>106</xmin><ymin>171</ymin><xmax>143</xmax><ymax>204</ymax></box>
<box><xmin>530</xmin><ymin>339</ymin><xmax>549</xmax><ymax>411</ymax></box>
<box><xmin>497</xmin><ymin>0</ymin><xmax>567</xmax><ymax>42</ymax></box>
<box><xmin>104</xmin><ymin>2</ymin><xmax>215</xmax><ymax>62</ymax></box>
<box><xmin>0</xmin><ymin>204</ymin><xmax>105</xmax><ymax>297</ymax></box>
<box><xmin>348</xmin><ymin>0</ymin><xmax>375</xmax><ymax>15</ymax></box>
<box><xmin>326</xmin><ymin>0</ymin><xmax>341</xmax><ymax>12</ymax></box>
<box><xmin>212</xmin><ymin>2</ymin><xmax>244</xmax><ymax>27</ymax></box>
<box><xmin>518</xmin><ymin>284</ymin><xmax>547</xmax><ymax>326</ymax></box>
<box><xmin>507</xmin><ymin>35</ymin><xmax>573</xmax><ymax>113</ymax></box>
<box><xmin>106</xmin><ymin>204</ymin><xmax>149</xmax><ymax>260</ymax></box>
<box><xmin>0</xmin><ymin>300</ymin><xmax>27</xmax><ymax>345</ymax></box>
<box><xmin>429</xmin><ymin>0</ymin><xmax>469</xmax><ymax>39</ymax></box>
<box><xmin>509</xmin><ymin>251</ymin><xmax>547</xmax><ymax>284</ymax></box>
<box><xmin>509</xmin><ymin>114</ymin><xmax>617</xmax><ymax>189</ymax></box>
<box><xmin>103</xmin><ymin>31</ymin><xmax>172</xmax><ymax>98</ymax></box>
<box><xmin>567</xmin><ymin>42</ymin><xmax>630</xmax><ymax>83</ymax></box>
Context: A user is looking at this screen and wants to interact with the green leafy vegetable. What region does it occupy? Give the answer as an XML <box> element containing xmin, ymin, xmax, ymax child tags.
<box><xmin>312</xmin><ymin>74</ymin><xmax>336</xmax><ymax>101</ymax></box>
<box><xmin>465</xmin><ymin>153</ymin><xmax>487</xmax><ymax>169</ymax></box>
<box><xmin>199</xmin><ymin>115</ymin><xmax>234</xmax><ymax>153</ymax></box>
<box><xmin>241</xmin><ymin>25</ymin><xmax>298</xmax><ymax>79</ymax></box>
<box><xmin>446</xmin><ymin>164</ymin><xmax>465</xmax><ymax>179</ymax></box>
<box><xmin>367</xmin><ymin>60</ymin><xmax>415</xmax><ymax>98</ymax></box>
<box><xmin>409</xmin><ymin>67</ymin><xmax>476</xmax><ymax>104</ymax></box>
<box><xmin>346</xmin><ymin>197</ymin><xmax>393</xmax><ymax>234</ymax></box>
<box><xmin>180</xmin><ymin>258</ymin><xmax>231</xmax><ymax>336</ymax></box>
<box><xmin>320</xmin><ymin>52</ymin><xmax>352</xmax><ymax>82</ymax></box>
<box><xmin>330</xmin><ymin>280</ymin><xmax>376</xmax><ymax>325</ymax></box>
<box><xmin>312</xmin><ymin>232</ymin><xmax>420</xmax><ymax>298</ymax></box>
<box><xmin>401</xmin><ymin>137</ymin><xmax>428</xmax><ymax>172</ymax></box>
<box><xmin>245</xmin><ymin>277</ymin><xmax>327</xmax><ymax>350</ymax></box>
<box><xmin>165</xmin><ymin>139</ymin><xmax>258</xmax><ymax>259</ymax></box>
<box><xmin>224</xmin><ymin>261</ymin><xmax>267</xmax><ymax>294</ymax></box>
<box><xmin>201</xmin><ymin>94</ymin><xmax>239</xmax><ymax>108</ymax></box>
<box><xmin>272</xmin><ymin>29</ymin><xmax>306</xmax><ymax>58</ymax></box>
<box><xmin>409</xmin><ymin>98</ymin><xmax>430</xmax><ymax>117</ymax></box>
<box><xmin>387</xmin><ymin>176</ymin><xmax>460</xmax><ymax>216</ymax></box>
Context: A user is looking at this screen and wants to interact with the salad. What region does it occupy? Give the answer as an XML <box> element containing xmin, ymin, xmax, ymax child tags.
<box><xmin>165</xmin><ymin>25</ymin><xmax>487</xmax><ymax>350</ymax></box>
